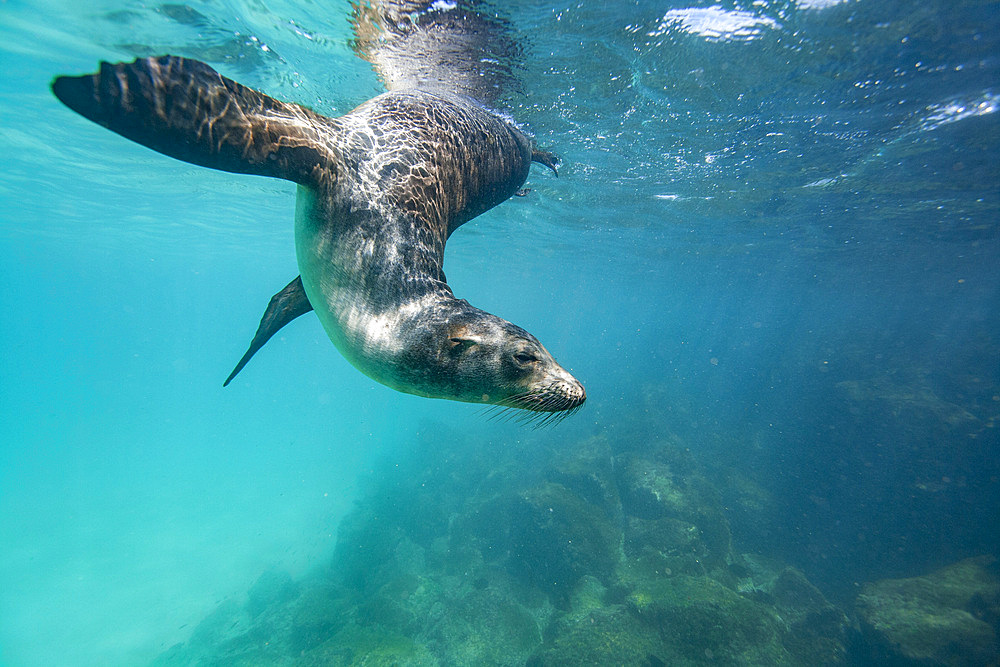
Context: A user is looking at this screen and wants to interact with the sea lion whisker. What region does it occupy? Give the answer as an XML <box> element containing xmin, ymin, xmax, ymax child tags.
<box><xmin>484</xmin><ymin>405</ymin><xmax>520</xmax><ymax>424</ymax></box>
<box><xmin>503</xmin><ymin>408</ymin><xmax>526</xmax><ymax>424</ymax></box>
<box><xmin>533</xmin><ymin>411</ymin><xmax>564</xmax><ymax>429</ymax></box>
<box><xmin>531</xmin><ymin>413</ymin><xmax>554</xmax><ymax>428</ymax></box>
<box><xmin>537</xmin><ymin>393</ymin><xmax>562</xmax><ymax>410</ymax></box>
<box><xmin>515</xmin><ymin>408</ymin><xmax>545</xmax><ymax>424</ymax></box>
<box><xmin>510</xmin><ymin>408</ymin><xmax>536</xmax><ymax>424</ymax></box>
<box><xmin>503</xmin><ymin>392</ymin><xmax>541</xmax><ymax>411</ymax></box>
<box><xmin>490</xmin><ymin>403</ymin><xmax>529</xmax><ymax>424</ymax></box>
<box><xmin>478</xmin><ymin>404</ymin><xmax>505</xmax><ymax>421</ymax></box>
<box><xmin>502</xmin><ymin>390</ymin><xmax>534</xmax><ymax>404</ymax></box>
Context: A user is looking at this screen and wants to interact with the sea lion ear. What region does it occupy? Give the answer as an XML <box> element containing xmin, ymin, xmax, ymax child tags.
<box><xmin>448</xmin><ymin>337</ymin><xmax>478</xmax><ymax>351</ymax></box>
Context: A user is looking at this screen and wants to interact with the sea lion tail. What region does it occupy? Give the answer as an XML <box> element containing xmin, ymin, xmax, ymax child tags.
<box><xmin>52</xmin><ymin>56</ymin><xmax>332</xmax><ymax>185</ymax></box>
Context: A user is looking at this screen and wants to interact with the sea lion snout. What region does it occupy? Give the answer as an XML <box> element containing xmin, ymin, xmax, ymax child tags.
<box><xmin>551</xmin><ymin>374</ymin><xmax>587</xmax><ymax>411</ymax></box>
<box><xmin>516</xmin><ymin>361</ymin><xmax>586</xmax><ymax>413</ymax></box>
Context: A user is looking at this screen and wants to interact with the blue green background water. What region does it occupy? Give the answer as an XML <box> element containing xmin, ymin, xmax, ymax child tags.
<box><xmin>1</xmin><ymin>0</ymin><xmax>998</xmax><ymax>663</ymax></box>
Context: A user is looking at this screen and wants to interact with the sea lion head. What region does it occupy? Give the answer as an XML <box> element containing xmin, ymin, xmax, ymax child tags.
<box><xmin>392</xmin><ymin>299</ymin><xmax>586</xmax><ymax>420</ymax></box>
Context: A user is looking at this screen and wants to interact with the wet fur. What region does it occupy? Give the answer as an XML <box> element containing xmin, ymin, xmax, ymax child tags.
<box><xmin>52</xmin><ymin>56</ymin><xmax>585</xmax><ymax>412</ymax></box>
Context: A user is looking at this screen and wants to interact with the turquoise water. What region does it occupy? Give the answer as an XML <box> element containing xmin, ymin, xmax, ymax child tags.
<box><xmin>1</xmin><ymin>0</ymin><xmax>998</xmax><ymax>664</ymax></box>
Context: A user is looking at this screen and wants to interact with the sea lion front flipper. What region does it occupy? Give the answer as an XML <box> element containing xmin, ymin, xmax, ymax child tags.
<box><xmin>52</xmin><ymin>56</ymin><xmax>333</xmax><ymax>186</ymax></box>
<box><xmin>224</xmin><ymin>276</ymin><xmax>314</xmax><ymax>387</ymax></box>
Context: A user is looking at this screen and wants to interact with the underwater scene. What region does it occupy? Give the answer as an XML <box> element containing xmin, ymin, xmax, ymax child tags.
<box><xmin>1</xmin><ymin>0</ymin><xmax>998</xmax><ymax>664</ymax></box>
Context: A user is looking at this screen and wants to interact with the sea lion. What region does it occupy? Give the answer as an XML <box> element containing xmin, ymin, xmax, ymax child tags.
<box><xmin>50</xmin><ymin>4</ymin><xmax>585</xmax><ymax>420</ymax></box>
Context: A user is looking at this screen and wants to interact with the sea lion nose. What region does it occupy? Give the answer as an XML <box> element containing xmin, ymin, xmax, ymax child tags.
<box><xmin>567</xmin><ymin>379</ymin><xmax>586</xmax><ymax>408</ymax></box>
<box><xmin>549</xmin><ymin>368</ymin><xmax>586</xmax><ymax>411</ymax></box>
<box><xmin>547</xmin><ymin>358</ymin><xmax>585</xmax><ymax>406</ymax></box>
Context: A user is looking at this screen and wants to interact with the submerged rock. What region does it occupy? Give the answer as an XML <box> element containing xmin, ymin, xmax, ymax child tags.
<box><xmin>856</xmin><ymin>555</ymin><xmax>1000</xmax><ymax>666</ymax></box>
<box><xmin>528</xmin><ymin>576</ymin><xmax>661</xmax><ymax>666</ymax></box>
<box><xmin>152</xmin><ymin>574</ymin><xmax>349</xmax><ymax>666</ymax></box>
<box><xmin>461</xmin><ymin>480</ymin><xmax>621</xmax><ymax>600</ymax></box>
<box><xmin>527</xmin><ymin>602</ymin><xmax>662</xmax><ymax>666</ymax></box>
<box><xmin>154</xmin><ymin>431</ymin><xmax>851</xmax><ymax>665</ymax></box>
<box><xmin>303</xmin><ymin>623</ymin><xmax>437</xmax><ymax>666</ymax></box>
<box><xmin>246</xmin><ymin>568</ymin><xmax>300</xmax><ymax>618</ymax></box>
<box><xmin>422</xmin><ymin>587</ymin><xmax>543</xmax><ymax>666</ymax></box>
<box><xmin>624</xmin><ymin>515</ymin><xmax>713</xmax><ymax>578</ymax></box>
<box><xmin>543</xmin><ymin>435</ymin><xmax>620</xmax><ymax>519</ymax></box>
<box><xmin>615</xmin><ymin>444</ymin><xmax>732</xmax><ymax>572</ymax></box>
<box><xmin>628</xmin><ymin>573</ymin><xmax>793</xmax><ymax>665</ymax></box>
<box><xmin>729</xmin><ymin>554</ymin><xmax>852</xmax><ymax>665</ymax></box>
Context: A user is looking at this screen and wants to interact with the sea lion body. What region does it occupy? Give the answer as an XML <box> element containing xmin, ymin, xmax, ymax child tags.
<box><xmin>294</xmin><ymin>91</ymin><xmax>537</xmax><ymax>397</ymax></box>
<box><xmin>51</xmin><ymin>56</ymin><xmax>585</xmax><ymax>415</ymax></box>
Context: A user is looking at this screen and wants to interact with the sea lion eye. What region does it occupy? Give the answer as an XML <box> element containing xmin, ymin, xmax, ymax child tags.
<box><xmin>513</xmin><ymin>351</ymin><xmax>538</xmax><ymax>365</ymax></box>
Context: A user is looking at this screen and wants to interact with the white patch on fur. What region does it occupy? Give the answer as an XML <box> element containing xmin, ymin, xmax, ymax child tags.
<box><xmin>341</xmin><ymin>294</ymin><xmax>437</xmax><ymax>355</ymax></box>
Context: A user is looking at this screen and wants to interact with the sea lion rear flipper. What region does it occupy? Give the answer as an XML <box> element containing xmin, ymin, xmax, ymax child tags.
<box><xmin>224</xmin><ymin>276</ymin><xmax>314</xmax><ymax>387</ymax></box>
<box><xmin>52</xmin><ymin>56</ymin><xmax>332</xmax><ymax>185</ymax></box>
<box><xmin>531</xmin><ymin>149</ymin><xmax>559</xmax><ymax>177</ymax></box>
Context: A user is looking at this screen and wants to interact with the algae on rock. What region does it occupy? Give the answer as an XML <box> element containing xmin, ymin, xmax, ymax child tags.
<box><xmin>856</xmin><ymin>555</ymin><xmax>1000</xmax><ymax>666</ymax></box>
